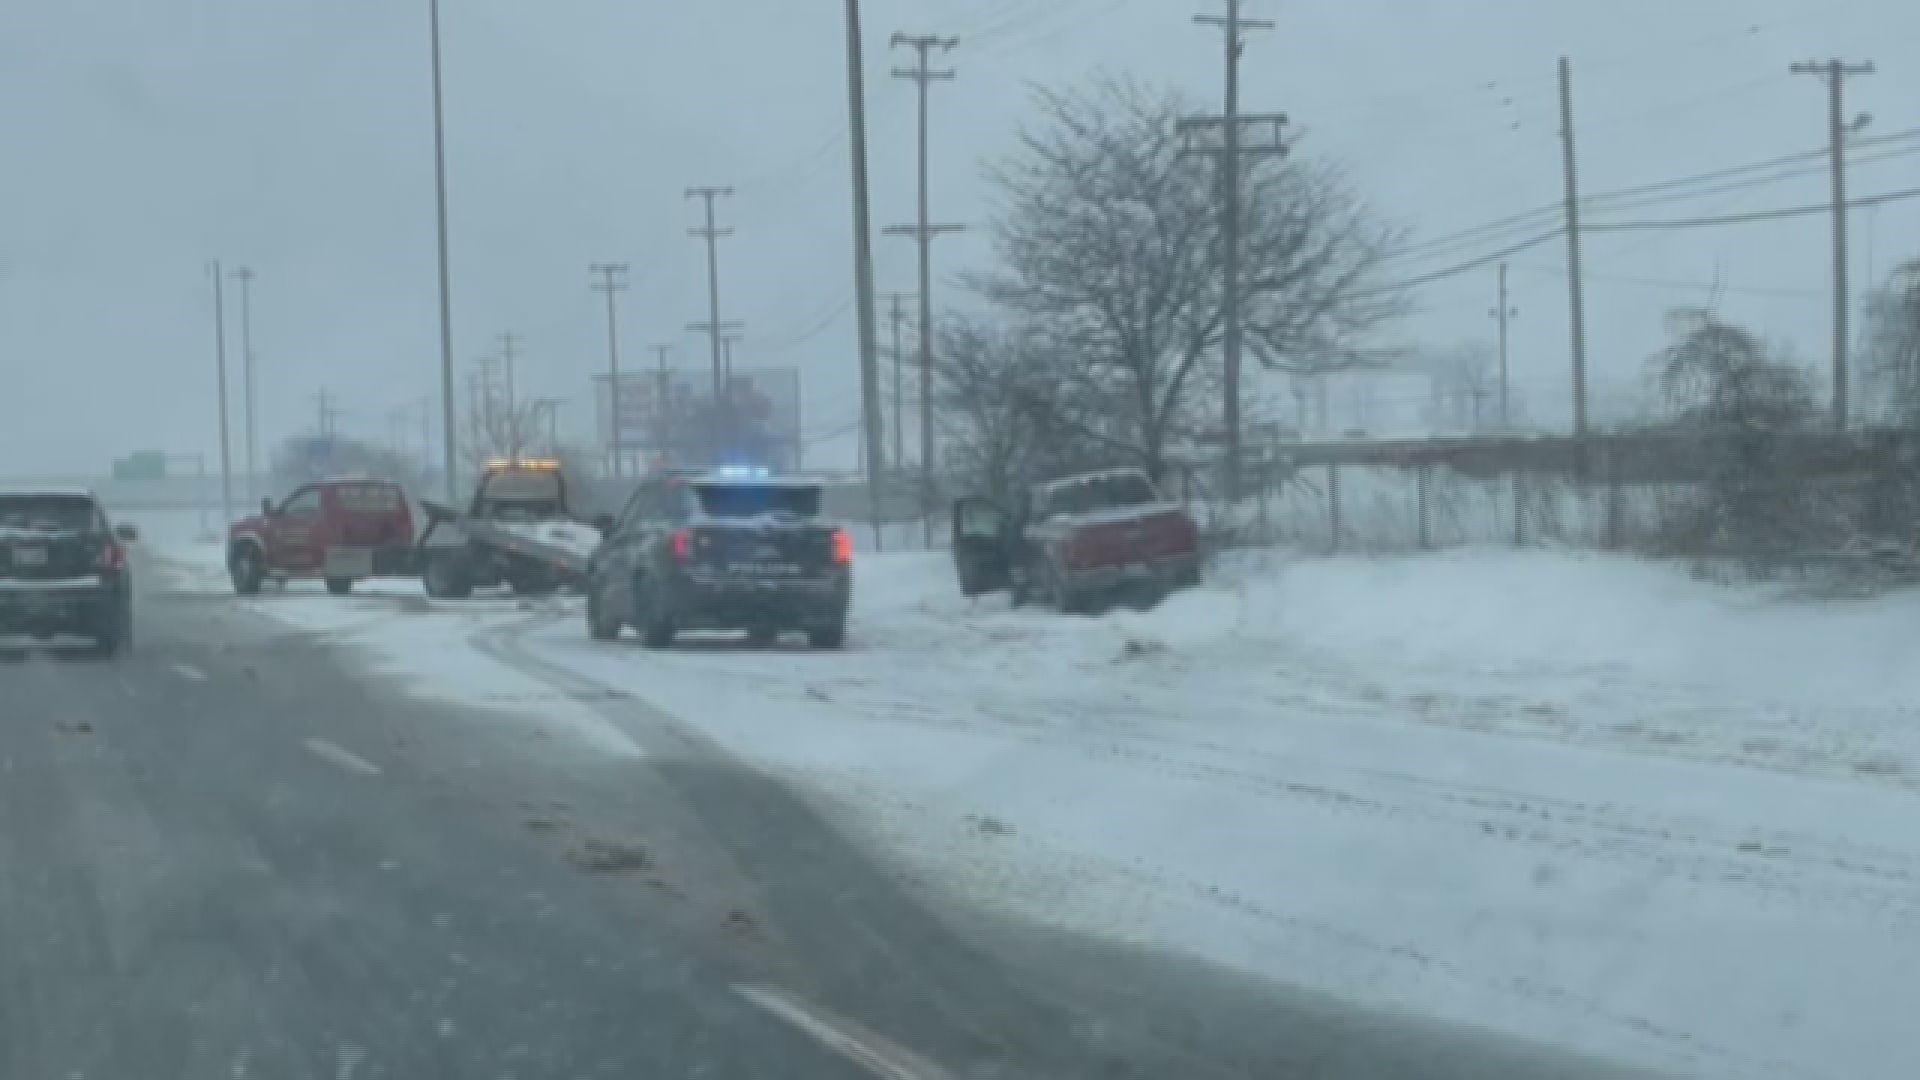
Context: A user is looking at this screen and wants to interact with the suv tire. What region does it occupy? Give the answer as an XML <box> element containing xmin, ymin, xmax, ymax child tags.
<box><xmin>808</xmin><ymin>620</ymin><xmax>847</xmax><ymax>650</ymax></box>
<box><xmin>587</xmin><ymin>577</ymin><xmax>624</xmax><ymax>641</ymax></box>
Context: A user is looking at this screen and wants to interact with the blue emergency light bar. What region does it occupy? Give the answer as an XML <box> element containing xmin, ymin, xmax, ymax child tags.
<box><xmin>712</xmin><ymin>465</ymin><xmax>771</xmax><ymax>480</ymax></box>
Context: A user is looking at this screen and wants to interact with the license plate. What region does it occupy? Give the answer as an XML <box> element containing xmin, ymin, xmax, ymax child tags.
<box><xmin>728</xmin><ymin>562</ymin><xmax>800</xmax><ymax>577</ymax></box>
<box><xmin>323</xmin><ymin>547</ymin><xmax>374</xmax><ymax>578</ymax></box>
<box><xmin>11</xmin><ymin>547</ymin><xmax>47</xmax><ymax>568</ymax></box>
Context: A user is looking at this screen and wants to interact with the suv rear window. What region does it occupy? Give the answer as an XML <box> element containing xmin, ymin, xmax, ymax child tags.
<box><xmin>694</xmin><ymin>484</ymin><xmax>821</xmax><ymax>520</ymax></box>
<box><xmin>0</xmin><ymin>494</ymin><xmax>96</xmax><ymax>533</ymax></box>
<box><xmin>334</xmin><ymin>484</ymin><xmax>403</xmax><ymax>514</ymax></box>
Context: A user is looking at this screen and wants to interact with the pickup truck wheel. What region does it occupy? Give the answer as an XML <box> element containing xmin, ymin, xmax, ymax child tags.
<box><xmin>808</xmin><ymin>620</ymin><xmax>847</xmax><ymax>650</ymax></box>
<box><xmin>229</xmin><ymin>546</ymin><xmax>265</xmax><ymax>596</ymax></box>
<box><xmin>325</xmin><ymin>577</ymin><xmax>354</xmax><ymax>596</ymax></box>
<box><xmin>423</xmin><ymin>552</ymin><xmax>473</xmax><ymax>600</ymax></box>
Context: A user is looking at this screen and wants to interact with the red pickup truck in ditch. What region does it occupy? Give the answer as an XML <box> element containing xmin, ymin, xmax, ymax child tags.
<box><xmin>952</xmin><ymin>467</ymin><xmax>1200</xmax><ymax>613</ymax></box>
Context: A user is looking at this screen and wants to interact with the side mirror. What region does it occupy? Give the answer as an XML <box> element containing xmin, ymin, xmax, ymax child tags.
<box><xmin>261</xmin><ymin>497</ymin><xmax>276</xmax><ymax>517</ymax></box>
<box><xmin>113</xmin><ymin>524</ymin><xmax>139</xmax><ymax>544</ymax></box>
<box><xmin>592</xmin><ymin>513</ymin><xmax>615</xmax><ymax>536</ymax></box>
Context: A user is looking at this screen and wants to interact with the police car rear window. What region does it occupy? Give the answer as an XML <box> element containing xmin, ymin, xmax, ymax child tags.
<box><xmin>0</xmin><ymin>495</ymin><xmax>95</xmax><ymax>532</ymax></box>
<box><xmin>694</xmin><ymin>485</ymin><xmax>820</xmax><ymax>519</ymax></box>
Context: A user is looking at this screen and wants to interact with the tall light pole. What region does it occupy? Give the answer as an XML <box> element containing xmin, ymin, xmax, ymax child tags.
<box><xmin>230</xmin><ymin>265</ymin><xmax>258</xmax><ymax>505</ymax></box>
<box><xmin>844</xmin><ymin>0</ymin><xmax>888</xmax><ymax>547</ymax></box>
<box><xmin>590</xmin><ymin>263</ymin><xmax>630</xmax><ymax>476</ymax></box>
<box><xmin>427</xmin><ymin>0</ymin><xmax>458</xmax><ymax>501</ymax></box>
<box><xmin>207</xmin><ymin>260</ymin><xmax>234</xmax><ymax>528</ymax></box>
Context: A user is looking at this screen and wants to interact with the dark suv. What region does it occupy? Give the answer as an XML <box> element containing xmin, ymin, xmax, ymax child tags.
<box><xmin>585</xmin><ymin>470</ymin><xmax>852</xmax><ymax>649</ymax></box>
<box><xmin>0</xmin><ymin>488</ymin><xmax>137</xmax><ymax>654</ymax></box>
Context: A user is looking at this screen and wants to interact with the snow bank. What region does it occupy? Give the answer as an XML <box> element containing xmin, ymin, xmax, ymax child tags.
<box><xmin>523</xmin><ymin>547</ymin><xmax>1920</xmax><ymax>1080</ymax></box>
<box><xmin>157</xmin><ymin>532</ymin><xmax>1920</xmax><ymax>1080</ymax></box>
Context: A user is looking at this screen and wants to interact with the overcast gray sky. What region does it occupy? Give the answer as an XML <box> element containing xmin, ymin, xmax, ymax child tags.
<box><xmin>3</xmin><ymin>0</ymin><xmax>1914</xmax><ymax>475</ymax></box>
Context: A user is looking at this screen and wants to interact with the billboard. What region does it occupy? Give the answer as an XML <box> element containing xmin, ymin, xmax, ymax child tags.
<box><xmin>595</xmin><ymin>367</ymin><xmax>801</xmax><ymax>471</ymax></box>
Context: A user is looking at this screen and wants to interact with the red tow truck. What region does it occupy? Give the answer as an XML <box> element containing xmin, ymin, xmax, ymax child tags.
<box><xmin>952</xmin><ymin>467</ymin><xmax>1200</xmax><ymax>613</ymax></box>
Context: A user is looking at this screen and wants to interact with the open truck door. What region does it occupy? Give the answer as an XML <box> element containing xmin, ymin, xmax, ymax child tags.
<box><xmin>952</xmin><ymin>497</ymin><xmax>1014</xmax><ymax>597</ymax></box>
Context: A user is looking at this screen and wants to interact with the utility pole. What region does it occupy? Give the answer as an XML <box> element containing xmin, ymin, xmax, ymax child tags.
<box><xmin>1190</xmin><ymin>0</ymin><xmax>1277</xmax><ymax>504</ymax></box>
<box><xmin>844</xmin><ymin>0</ymin><xmax>888</xmax><ymax>548</ymax></box>
<box><xmin>1490</xmin><ymin>262</ymin><xmax>1518</xmax><ymax>431</ymax></box>
<box><xmin>685</xmin><ymin>187</ymin><xmax>734</xmax><ymax>404</ymax></box>
<box><xmin>207</xmin><ymin>260</ymin><xmax>234</xmax><ymax>527</ymax></box>
<box><xmin>1558</xmin><ymin>56</ymin><xmax>1591</xmax><ymax>446</ymax></box>
<box><xmin>721</xmin><ymin>333</ymin><xmax>742</xmax><ymax>387</ymax></box>
<box><xmin>890</xmin><ymin>32</ymin><xmax>961</xmax><ymax>548</ymax></box>
<box><xmin>231</xmin><ymin>265</ymin><xmax>259</xmax><ymax>505</ymax></box>
<box><xmin>497</xmin><ymin>332</ymin><xmax>521</xmax><ymax>457</ymax></box>
<box><xmin>887</xmin><ymin>292</ymin><xmax>912</xmax><ymax>472</ymax></box>
<box><xmin>313</xmin><ymin>389</ymin><xmax>340</xmax><ymax>440</ymax></box>
<box><xmin>590</xmin><ymin>263</ymin><xmax>630</xmax><ymax>476</ymax></box>
<box><xmin>426</xmin><ymin>0</ymin><xmax>458</xmax><ymax>503</ymax></box>
<box><xmin>650</xmin><ymin>343</ymin><xmax>674</xmax><ymax>470</ymax></box>
<box><xmin>1792</xmin><ymin>57</ymin><xmax>1874</xmax><ymax>430</ymax></box>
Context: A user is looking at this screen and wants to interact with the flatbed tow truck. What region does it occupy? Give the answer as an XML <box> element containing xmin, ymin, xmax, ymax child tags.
<box><xmin>417</xmin><ymin>458</ymin><xmax>608</xmax><ymax>599</ymax></box>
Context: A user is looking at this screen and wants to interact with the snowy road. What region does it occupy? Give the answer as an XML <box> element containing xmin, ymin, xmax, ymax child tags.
<box><xmin>152</xmin><ymin>539</ymin><xmax>1920</xmax><ymax>1079</ymax></box>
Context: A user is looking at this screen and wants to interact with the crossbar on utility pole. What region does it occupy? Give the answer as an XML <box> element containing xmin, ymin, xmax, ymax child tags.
<box><xmin>1191</xmin><ymin>0</ymin><xmax>1273</xmax><ymax>506</ymax></box>
<box><xmin>1792</xmin><ymin>57</ymin><xmax>1874</xmax><ymax>431</ymax></box>
<box><xmin>590</xmin><ymin>263</ymin><xmax>630</xmax><ymax>476</ymax></box>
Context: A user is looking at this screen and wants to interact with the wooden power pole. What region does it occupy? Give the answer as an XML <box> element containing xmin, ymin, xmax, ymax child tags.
<box><xmin>1792</xmin><ymin>57</ymin><xmax>1874</xmax><ymax>430</ymax></box>
<box><xmin>1557</xmin><ymin>56</ymin><xmax>1590</xmax><ymax>446</ymax></box>
<box><xmin>590</xmin><ymin>263</ymin><xmax>630</xmax><ymax>476</ymax></box>
<box><xmin>888</xmin><ymin>32</ymin><xmax>963</xmax><ymax>548</ymax></box>
<box><xmin>1189</xmin><ymin>0</ymin><xmax>1280</xmax><ymax>503</ymax></box>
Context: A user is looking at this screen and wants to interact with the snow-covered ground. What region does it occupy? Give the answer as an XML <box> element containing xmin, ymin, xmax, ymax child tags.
<box><xmin>156</xmin><ymin>539</ymin><xmax>1920</xmax><ymax>1080</ymax></box>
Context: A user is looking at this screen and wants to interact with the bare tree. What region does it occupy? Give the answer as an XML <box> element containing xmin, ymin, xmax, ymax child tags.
<box><xmin>463</xmin><ymin>371</ymin><xmax>552</xmax><ymax>473</ymax></box>
<box><xmin>933</xmin><ymin>313</ymin><xmax>1112</xmax><ymax>506</ymax></box>
<box><xmin>972</xmin><ymin>79</ymin><xmax>1400</xmax><ymax>483</ymax></box>
<box><xmin>1861</xmin><ymin>259</ymin><xmax>1920</xmax><ymax>426</ymax></box>
<box><xmin>1650</xmin><ymin>308</ymin><xmax>1825</xmax><ymax>558</ymax></box>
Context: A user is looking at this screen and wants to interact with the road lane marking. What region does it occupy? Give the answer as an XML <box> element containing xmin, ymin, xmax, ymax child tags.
<box><xmin>171</xmin><ymin>662</ymin><xmax>208</xmax><ymax>682</ymax></box>
<box><xmin>303</xmin><ymin>738</ymin><xmax>382</xmax><ymax>777</ymax></box>
<box><xmin>733</xmin><ymin>984</ymin><xmax>952</xmax><ymax>1080</ymax></box>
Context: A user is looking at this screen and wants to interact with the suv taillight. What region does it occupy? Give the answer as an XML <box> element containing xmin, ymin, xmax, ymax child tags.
<box><xmin>96</xmin><ymin>540</ymin><xmax>124</xmax><ymax>572</ymax></box>
<box><xmin>831</xmin><ymin>528</ymin><xmax>853</xmax><ymax>565</ymax></box>
<box><xmin>669</xmin><ymin>528</ymin><xmax>691</xmax><ymax>562</ymax></box>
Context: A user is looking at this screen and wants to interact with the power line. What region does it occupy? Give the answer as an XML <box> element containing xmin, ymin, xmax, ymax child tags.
<box><xmin>1359</xmin><ymin>228</ymin><xmax>1565</xmax><ymax>296</ymax></box>
<box><xmin>1585</xmin><ymin>185</ymin><xmax>1920</xmax><ymax>230</ymax></box>
<box><xmin>1385</xmin><ymin>128</ymin><xmax>1920</xmax><ymax>266</ymax></box>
